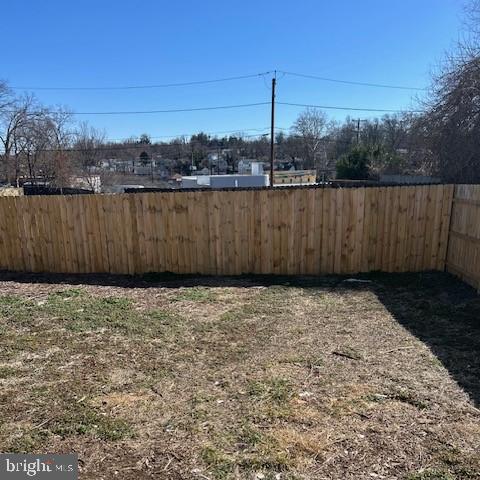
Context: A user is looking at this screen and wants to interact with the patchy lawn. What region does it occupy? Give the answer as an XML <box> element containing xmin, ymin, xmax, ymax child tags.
<box><xmin>0</xmin><ymin>272</ymin><xmax>479</xmax><ymax>480</ymax></box>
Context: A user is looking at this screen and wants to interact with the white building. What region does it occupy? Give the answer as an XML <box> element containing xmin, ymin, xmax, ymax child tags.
<box><xmin>181</xmin><ymin>174</ymin><xmax>269</xmax><ymax>189</ymax></box>
<box><xmin>181</xmin><ymin>161</ymin><xmax>269</xmax><ymax>188</ymax></box>
<box><xmin>181</xmin><ymin>165</ymin><xmax>326</xmax><ymax>188</ymax></box>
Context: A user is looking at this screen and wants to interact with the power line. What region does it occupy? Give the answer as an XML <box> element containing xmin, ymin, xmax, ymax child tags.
<box><xmin>0</xmin><ymin>102</ymin><xmax>275</xmax><ymax>119</ymax></box>
<box><xmin>278</xmin><ymin>70</ymin><xmax>427</xmax><ymax>91</ymax></box>
<box><xmin>5</xmin><ymin>100</ymin><xmax>421</xmax><ymax>117</ymax></box>
<box><xmin>272</xmin><ymin>128</ymin><xmax>365</xmax><ymax>145</ymax></box>
<box><xmin>11</xmin><ymin>70</ymin><xmax>428</xmax><ymax>92</ymax></box>
<box><xmin>277</xmin><ymin>101</ymin><xmax>423</xmax><ymax>114</ymax></box>
<box><xmin>11</xmin><ymin>72</ymin><xmax>273</xmax><ymax>91</ymax></box>
<box><xmin>8</xmin><ymin>102</ymin><xmax>270</xmax><ymax>116</ymax></box>
<box><xmin>270</xmin><ymin>74</ymin><xmax>276</xmax><ymax>188</ymax></box>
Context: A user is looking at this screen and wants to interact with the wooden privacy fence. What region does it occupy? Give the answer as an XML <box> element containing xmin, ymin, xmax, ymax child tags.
<box><xmin>447</xmin><ymin>184</ymin><xmax>480</xmax><ymax>291</ymax></box>
<box><xmin>0</xmin><ymin>184</ymin><xmax>455</xmax><ymax>276</ymax></box>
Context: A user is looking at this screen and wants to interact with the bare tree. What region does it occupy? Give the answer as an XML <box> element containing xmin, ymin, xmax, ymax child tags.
<box><xmin>414</xmin><ymin>0</ymin><xmax>480</xmax><ymax>181</ymax></box>
<box><xmin>0</xmin><ymin>81</ymin><xmax>13</xmax><ymax>112</ymax></box>
<box><xmin>35</xmin><ymin>109</ymin><xmax>75</xmax><ymax>189</ymax></box>
<box><xmin>0</xmin><ymin>94</ymin><xmax>39</xmax><ymax>185</ymax></box>
<box><xmin>381</xmin><ymin>115</ymin><xmax>409</xmax><ymax>152</ymax></box>
<box><xmin>291</xmin><ymin>108</ymin><xmax>331</xmax><ymax>171</ymax></box>
<box><xmin>463</xmin><ymin>0</ymin><xmax>480</xmax><ymax>46</ymax></box>
<box><xmin>72</xmin><ymin>122</ymin><xmax>106</xmax><ymax>191</ymax></box>
<box><xmin>420</xmin><ymin>33</ymin><xmax>480</xmax><ymax>178</ymax></box>
<box><xmin>18</xmin><ymin>110</ymin><xmax>66</xmax><ymax>182</ymax></box>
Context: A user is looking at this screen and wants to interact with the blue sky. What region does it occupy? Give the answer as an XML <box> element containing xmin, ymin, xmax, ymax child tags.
<box><xmin>3</xmin><ymin>0</ymin><xmax>464</xmax><ymax>141</ymax></box>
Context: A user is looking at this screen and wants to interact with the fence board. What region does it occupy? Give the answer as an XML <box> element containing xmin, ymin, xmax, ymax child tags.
<box><xmin>0</xmin><ymin>198</ymin><xmax>12</xmax><ymax>270</ymax></box>
<box><xmin>447</xmin><ymin>185</ymin><xmax>480</xmax><ymax>290</ymax></box>
<box><xmin>363</xmin><ymin>187</ymin><xmax>376</xmax><ymax>271</ymax></box>
<box><xmin>312</xmin><ymin>188</ymin><xmax>323</xmax><ymax>275</ymax></box>
<box><xmin>353</xmin><ymin>188</ymin><xmax>365</xmax><ymax>273</ymax></box>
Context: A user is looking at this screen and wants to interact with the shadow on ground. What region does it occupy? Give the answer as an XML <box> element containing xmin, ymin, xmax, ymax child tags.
<box><xmin>368</xmin><ymin>272</ymin><xmax>480</xmax><ymax>408</ymax></box>
<box><xmin>0</xmin><ymin>269</ymin><xmax>478</xmax><ymax>406</ymax></box>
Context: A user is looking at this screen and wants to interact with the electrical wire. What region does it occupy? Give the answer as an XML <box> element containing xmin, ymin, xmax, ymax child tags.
<box><xmin>277</xmin><ymin>101</ymin><xmax>423</xmax><ymax>114</ymax></box>
<box><xmin>4</xmin><ymin>100</ymin><xmax>420</xmax><ymax>117</ymax></box>
<box><xmin>5</xmin><ymin>102</ymin><xmax>270</xmax><ymax>116</ymax></box>
<box><xmin>11</xmin><ymin>72</ymin><xmax>273</xmax><ymax>91</ymax></box>
<box><xmin>278</xmin><ymin>70</ymin><xmax>427</xmax><ymax>91</ymax></box>
<box><xmin>11</xmin><ymin>70</ymin><xmax>427</xmax><ymax>92</ymax></box>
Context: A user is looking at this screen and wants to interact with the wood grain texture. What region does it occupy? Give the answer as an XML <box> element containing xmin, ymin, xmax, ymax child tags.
<box><xmin>0</xmin><ymin>185</ymin><xmax>456</xmax><ymax>277</ymax></box>
<box><xmin>446</xmin><ymin>184</ymin><xmax>480</xmax><ymax>291</ymax></box>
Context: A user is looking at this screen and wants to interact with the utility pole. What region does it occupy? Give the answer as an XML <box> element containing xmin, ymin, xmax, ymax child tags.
<box><xmin>269</xmin><ymin>72</ymin><xmax>276</xmax><ymax>188</ymax></box>
<box><xmin>191</xmin><ymin>146</ymin><xmax>194</xmax><ymax>174</ymax></box>
<box><xmin>356</xmin><ymin>118</ymin><xmax>361</xmax><ymax>144</ymax></box>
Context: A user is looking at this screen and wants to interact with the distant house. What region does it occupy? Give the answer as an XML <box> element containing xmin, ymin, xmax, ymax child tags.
<box><xmin>133</xmin><ymin>165</ymin><xmax>153</xmax><ymax>176</ymax></box>
<box><xmin>154</xmin><ymin>158</ymin><xmax>171</xmax><ymax>178</ymax></box>
<box><xmin>207</xmin><ymin>153</ymin><xmax>228</xmax><ymax>174</ymax></box>
<box><xmin>273</xmin><ymin>170</ymin><xmax>317</xmax><ymax>185</ymax></box>
<box><xmin>112</xmin><ymin>159</ymin><xmax>134</xmax><ymax>173</ymax></box>
<box><xmin>237</xmin><ymin>159</ymin><xmax>267</xmax><ymax>174</ymax></box>
<box><xmin>70</xmin><ymin>175</ymin><xmax>102</xmax><ymax>193</ymax></box>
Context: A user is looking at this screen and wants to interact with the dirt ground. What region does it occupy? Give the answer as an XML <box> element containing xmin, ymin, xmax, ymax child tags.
<box><xmin>0</xmin><ymin>271</ymin><xmax>479</xmax><ymax>480</ymax></box>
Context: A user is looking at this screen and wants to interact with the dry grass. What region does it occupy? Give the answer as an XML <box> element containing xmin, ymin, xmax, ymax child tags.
<box><xmin>0</xmin><ymin>272</ymin><xmax>479</xmax><ymax>479</ymax></box>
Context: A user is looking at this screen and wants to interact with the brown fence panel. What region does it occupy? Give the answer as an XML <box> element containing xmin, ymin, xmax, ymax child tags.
<box><xmin>0</xmin><ymin>184</ymin><xmax>455</xmax><ymax>276</ymax></box>
<box><xmin>447</xmin><ymin>185</ymin><xmax>480</xmax><ymax>291</ymax></box>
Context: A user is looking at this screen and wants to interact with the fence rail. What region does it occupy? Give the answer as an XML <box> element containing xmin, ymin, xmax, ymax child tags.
<box><xmin>0</xmin><ymin>184</ymin><xmax>455</xmax><ymax>276</ymax></box>
<box><xmin>446</xmin><ymin>184</ymin><xmax>480</xmax><ymax>291</ymax></box>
